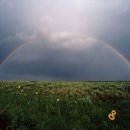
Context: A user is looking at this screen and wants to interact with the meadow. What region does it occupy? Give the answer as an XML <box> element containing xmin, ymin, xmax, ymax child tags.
<box><xmin>0</xmin><ymin>81</ymin><xmax>130</xmax><ymax>130</ymax></box>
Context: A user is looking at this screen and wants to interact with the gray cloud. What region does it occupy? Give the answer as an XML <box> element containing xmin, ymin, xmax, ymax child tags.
<box><xmin>0</xmin><ymin>31</ymin><xmax>130</xmax><ymax>80</ymax></box>
<box><xmin>0</xmin><ymin>0</ymin><xmax>130</xmax><ymax>80</ymax></box>
<box><xmin>82</xmin><ymin>0</ymin><xmax>130</xmax><ymax>60</ymax></box>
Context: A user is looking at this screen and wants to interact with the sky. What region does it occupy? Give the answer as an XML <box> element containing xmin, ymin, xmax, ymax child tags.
<box><xmin>0</xmin><ymin>0</ymin><xmax>130</xmax><ymax>80</ymax></box>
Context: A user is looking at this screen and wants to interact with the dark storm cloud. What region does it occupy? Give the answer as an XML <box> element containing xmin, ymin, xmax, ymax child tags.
<box><xmin>0</xmin><ymin>0</ymin><xmax>130</xmax><ymax>80</ymax></box>
<box><xmin>0</xmin><ymin>1</ymin><xmax>28</xmax><ymax>38</ymax></box>
<box><xmin>0</xmin><ymin>33</ymin><xmax>27</xmax><ymax>64</ymax></box>
<box><xmin>82</xmin><ymin>0</ymin><xmax>130</xmax><ymax>60</ymax></box>
<box><xmin>0</xmin><ymin>31</ymin><xmax>130</xmax><ymax>80</ymax></box>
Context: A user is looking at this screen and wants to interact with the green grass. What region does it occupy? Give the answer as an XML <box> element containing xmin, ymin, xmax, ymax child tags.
<box><xmin>0</xmin><ymin>81</ymin><xmax>130</xmax><ymax>130</ymax></box>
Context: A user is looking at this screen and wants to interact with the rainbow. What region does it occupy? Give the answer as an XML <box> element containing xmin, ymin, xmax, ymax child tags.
<box><xmin>103</xmin><ymin>43</ymin><xmax>130</xmax><ymax>67</ymax></box>
<box><xmin>0</xmin><ymin>43</ymin><xmax>25</xmax><ymax>67</ymax></box>
<box><xmin>99</xmin><ymin>40</ymin><xmax>130</xmax><ymax>67</ymax></box>
<box><xmin>0</xmin><ymin>38</ymin><xmax>130</xmax><ymax>68</ymax></box>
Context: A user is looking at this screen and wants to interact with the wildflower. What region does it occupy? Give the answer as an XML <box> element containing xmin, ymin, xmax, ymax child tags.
<box><xmin>108</xmin><ymin>110</ymin><xmax>117</xmax><ymax>121</ymax></box>
<box><xmin>36</xmin><ymin>92</ymin><xmax>38</xmax><ymax>95</ymax></box>
<box><xmin>18</xmin><ymin>86</ymin><xmax>21</xmax><ymax>89</ymax></box>
<box><xmin>111</xmin><ymin>110</ymin><xmax>117</xmax><ymax>115</ymax></box>
<box><xmin>74</xmin><ymin>101</ymin><xmax>77</xmax><ymax>103</ymax></box>
<box><xmin>57</xmin><ymin>98</ymin><xmax>60</xmax><ymax>102</ymax></box>
<box><xmin>108</xmin><ymin>113</ymin><xmax>115</xmax><ymax>121</ymax></box>
<box><xmin>21</xmin><ymin>89</ymin><xmax>24</xmax><ymax>92</ymax></box>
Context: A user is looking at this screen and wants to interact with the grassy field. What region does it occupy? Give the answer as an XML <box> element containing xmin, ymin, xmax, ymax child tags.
<box><xmin>0</xmin><ymin>81</ymin><xmax>130</xmax><ymax>130</ymax></box>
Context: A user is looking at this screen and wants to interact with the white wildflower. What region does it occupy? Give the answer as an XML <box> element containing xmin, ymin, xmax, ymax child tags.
<box><xmin>36</xmin><ymin>92</ymin><xmax>38</xmax><ymax>95</ymax></box>
<box><xmin>57</xmin><ymin>98</ymin><xmax>60</xmax><ymax>102</ymax></box>
<box><xmin>18</xmin><ymin>86</ymin><xmax>21</xmax><ymax>89</ymax></box>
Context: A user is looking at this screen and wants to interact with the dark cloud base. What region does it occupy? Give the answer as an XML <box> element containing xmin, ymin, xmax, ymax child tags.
<box><xmin>0</xmin><ymin>36</ymin><xmax>130</xmax><ymax>80</ymax></box>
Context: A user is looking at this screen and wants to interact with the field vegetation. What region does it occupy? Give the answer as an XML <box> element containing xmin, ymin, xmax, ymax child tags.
<box><xmin>0</xmin><ymin>81</ymin><xmax>130</xmax><ymax>130</ymax></box>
